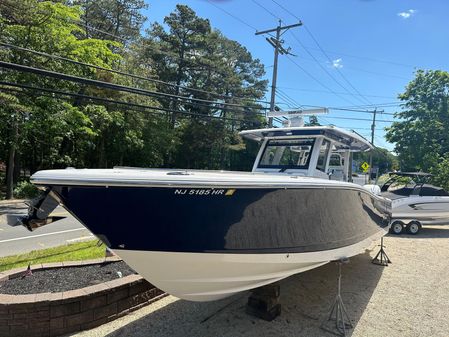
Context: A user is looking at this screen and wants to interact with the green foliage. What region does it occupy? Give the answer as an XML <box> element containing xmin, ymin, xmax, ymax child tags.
<box><xmin>353</xmin><ymin>147</ymin><xmax>399</xmax><ymax>174</ymax></box>
<box><xmin>386</xmin><ymin>69</ymin><xmax>449</xmax><ymax>188</ymax></box>
<box><xmin>430</xmin><ymin>154</ymin><xmax>449</xmax><ymax>191</ymax></box>
<box><xmin>0</xmin><ymin>1</ymin><xmax>268</xmax><ymax>197</ymax></box>
<box><xmin>72</xmin><ymin>0</ymin><xmax>147</xmax><ymax>43</ymax></box>
<box><xmin>142</xmin><ymin>4</ymin><xmax>267</xmax><ymax>167</ymax></box>
<box><xmin>306</xmin><ymin>116</ymin><xmax>320</xmax><ymax>126</ymax></box>
<box><xmin>13</xmin><ymin>180</ymin><xmax>40</xmax><ymax>199</ymax></box>
<box><xmin>0</xmin><ymin>0</ymin><xmax>124</xmax><ymax>173</ymax></box>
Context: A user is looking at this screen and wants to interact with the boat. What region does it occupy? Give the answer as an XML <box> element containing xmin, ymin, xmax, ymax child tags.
<box><xmin>380</xmin><ymin>172</ymin><xmax>449</xmax><ymax>234</ymax></box>
<box><xmin>20</xmin><ymin>110</ymin><xmax>391</xmax><ymax>301</ymax></box>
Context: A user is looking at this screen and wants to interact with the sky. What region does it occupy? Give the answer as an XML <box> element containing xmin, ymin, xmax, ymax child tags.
<box><xmin>142</xmin><ymin>0</ymin><xmax>449</xmax><ymax>151</ymax></box>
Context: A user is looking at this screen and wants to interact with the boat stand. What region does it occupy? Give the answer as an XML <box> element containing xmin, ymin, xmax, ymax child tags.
<box><xmin>372</xmin><ymin>237</ymin><xmax>391</xmax><ymax>266</ymax></box>
<box><xmin>321</xmin><ymin>258</ymin><xmax>353</xmax><ymax>336</ymax></box>
<box><xmin>246</xmin><ymin>282</ymin><xmax>281</xmax><ymax>321</ymax></box>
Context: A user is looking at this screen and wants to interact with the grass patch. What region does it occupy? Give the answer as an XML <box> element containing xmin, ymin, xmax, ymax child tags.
<box><xmin>0</xmin><ymin>240</ymin><xmax>106</xmax><ymax>272</ymax></box>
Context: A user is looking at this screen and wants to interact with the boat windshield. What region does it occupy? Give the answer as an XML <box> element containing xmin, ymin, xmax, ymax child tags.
<box><xmin>381</xmin><ymin>174</ymin><xmax>428</xmax><ymax>192</ymax></box>
<box><xmin>258</xmin><ymin>138</ymin><xmax>315</xmax><ymax>170</ymax></box>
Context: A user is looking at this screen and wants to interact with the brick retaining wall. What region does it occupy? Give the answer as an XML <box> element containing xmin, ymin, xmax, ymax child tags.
<box><xmin>0</xmin><ymin>259</ymin><xmax>166</xmax><ymax>336</ymax></box>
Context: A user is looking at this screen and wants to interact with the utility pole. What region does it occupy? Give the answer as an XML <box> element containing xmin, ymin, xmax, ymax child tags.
<box><xmin>256</xmin><ymin>20</ymin><xmax>302</xmax><ymax>127</ymax></box>
<box><xmin>368</xmin><ymin>108</ymin><xmax>384</xmax><ymax>183</ymax></box>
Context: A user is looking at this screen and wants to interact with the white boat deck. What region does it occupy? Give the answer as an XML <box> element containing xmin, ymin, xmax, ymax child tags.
<box><xmin>31</xmin><ymin>167</ymin><xmax>363</xmax><ymax>189</ymax></box>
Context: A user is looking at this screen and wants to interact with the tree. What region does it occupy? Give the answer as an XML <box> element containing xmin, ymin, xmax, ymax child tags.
<box><xmin>0</xmin><ymin>93</ymin><xmax>27</xmax><ymax>198</ymax></box>
<box><xmin>141</xmin><ymin>4</ymin><xmax>267</xmax><ymax>168</ymax></box>
<box><xmin>306</xmin><ymin>116</ymin><xmax>320</xmax><ymax>126</ymax></box>
<box><xmin>71</xmin><ymin>0</ymin><xmax>147</xmax><ymax>43</ymax></box>
<box><xmin>431</xmin><ymin>156</ymin><xmax>449</xmax><ymax>191</ymax></box>
<box><xmin>0</xmin><ymin>0</ymin><xmax>122</xmax><ymax>196</ymax></box>
<box><xmin>354</xmin><ymin>147</ymin><xmax>399</xmax><ymax>174</ymax></box>
<box><xmin>143</xmin><ymin>4</ymin><xmax>211</xmax><ymax>127</ymax></box>
<box><xmin>0</xmin><ymin>1</ymin><xmax>269</xmax><ymax>199</ymax></box>
<box><xmin>386</xmin><ymin>70</ymin><xmax>449</xmax><ymax>181</ymax></box>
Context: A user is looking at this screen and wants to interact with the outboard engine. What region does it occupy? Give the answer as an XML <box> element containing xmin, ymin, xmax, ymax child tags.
<box><xmin>18</xmin><ymin>190</ymin><xmax>63</xmax><ymax>231</ymax></box>
<box><xmin>363</xmin><ymin>184</ymin><xmax>381</xmax><ymax>196</ymax></box>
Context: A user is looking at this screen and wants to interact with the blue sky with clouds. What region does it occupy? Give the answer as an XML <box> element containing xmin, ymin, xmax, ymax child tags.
<box><xmin>143</xmin><ymin>0</ymin><xmax>449</xmax><ymax>151</ymax></box>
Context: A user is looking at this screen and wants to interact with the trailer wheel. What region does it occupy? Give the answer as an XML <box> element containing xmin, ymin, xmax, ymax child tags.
<box><xmin>406</xmin><ymin>221</ymin><xmax>421</xmax><ymax>235</ymax></box>
<box><xmin>390</xmin><ymin>221</ymin><xmax>404</xmax><ymax>235</ymax></box>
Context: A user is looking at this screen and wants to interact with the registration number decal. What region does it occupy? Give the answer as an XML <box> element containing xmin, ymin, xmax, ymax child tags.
<box><xmin>174</xmin><ymin>189</ymin><xmax>236</xmax><ymax>196</ymax></box>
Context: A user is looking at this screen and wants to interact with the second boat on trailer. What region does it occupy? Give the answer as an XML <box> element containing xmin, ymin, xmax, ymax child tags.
<box><xmin>22</xmin><ymin>110</ymin><xmax>392</xmax><ymax>301</ymax></box>
<box><xmin>380</xmin><ymin>172</ymin><xmax>449</xmax><ymax>235</ymax></box>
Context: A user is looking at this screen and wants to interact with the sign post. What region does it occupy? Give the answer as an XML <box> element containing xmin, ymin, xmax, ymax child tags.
<box><xmin>361</xmin><ymin>162</ymin><xmax>370</xmax><ymax>184</ymax></box>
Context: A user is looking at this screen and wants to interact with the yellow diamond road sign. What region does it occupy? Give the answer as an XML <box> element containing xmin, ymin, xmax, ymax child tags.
<box><xmin>361</xmin><ymin>162</ymin><xmax>370</xmax><ymax>172</ymax></box>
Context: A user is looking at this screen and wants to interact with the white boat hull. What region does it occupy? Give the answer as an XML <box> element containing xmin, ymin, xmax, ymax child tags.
<box><xmin>115</xmin><ymin>230</ymin><xmax>385</xmax><ymax>301</ymax></box>
<box><xmin>392</xmin><ymin>196</ymin><xmax>449</xmax><ymax>225</ymax></box>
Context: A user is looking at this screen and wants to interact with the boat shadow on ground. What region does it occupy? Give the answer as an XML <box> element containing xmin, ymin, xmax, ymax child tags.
<box><xmin>387</xmin><ymin>225</ymin><xmax>449</xmax><ymax>239</ymax></box>
<box><xmin>2</xmin><ymin>214</ymin><xmax>25</xmax><ymax>226</ymax></box>
<box><xmin>104</xmin><ymin>249</ymin><xmax>385</xmax><ymax>337</ymax></box>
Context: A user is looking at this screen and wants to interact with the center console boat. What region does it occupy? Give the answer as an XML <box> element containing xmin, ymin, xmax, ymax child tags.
<box><xmin>21</xmin><ymin>110</ymin><xmax>391</xmax><ymax>301</ymax></box>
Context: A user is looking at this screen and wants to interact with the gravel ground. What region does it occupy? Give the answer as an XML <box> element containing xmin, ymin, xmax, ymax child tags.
<box><xmin>0</xmin><ymin>261</ymin><xmax>135</xmax><ymax>294</ymax></box>
<box><xmin>71</xmin><ymin>225</ymin><xmax>449</xmax><ymax>337</ymax></box>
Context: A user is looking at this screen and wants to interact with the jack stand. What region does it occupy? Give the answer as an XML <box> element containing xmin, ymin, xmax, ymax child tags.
<box><xmin>372</xmin><ymin>237</ymin><xmax>391</xmax><ymax>266</ymax></box>
<box><xmin>246</xmin><ymin>282</ymin><xmax>281</xmax><ymax>321</ymax></box>
<box><xmin>321</xmin><ymin>258</ymin><xmax>353</xmax><ymax>336</ymax></box>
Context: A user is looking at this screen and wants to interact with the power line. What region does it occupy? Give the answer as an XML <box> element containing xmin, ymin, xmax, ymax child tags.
<box><xmin>2</xmin><ymin>3</ymin><xmax>262</xmax><ymax>82</ymax></box>
<box><xmin>276</xmin><ymin>93</ymin><xmax>299</xmax><ymax>111</ymax></box>
<box><xmin>316</xmin><ymin>119</ymin><xmax>387</xmax><ymax>130</ymax></box>
<box><xmin>342</xmin><ymin>65</ymin><xmax>410</xmax><ymax>81</ymax></box>
<box><xmin>277</xmin><ymin>86</ymin><xmax>397</xmax><ymax>100</ymax></box>
<box><xmin>323</xmin><ymin>116</ymin><xmax>394</xmax><ymax>123</ymax></box>
<box><xmin>335</xmin><ymin>102</ymin><xmax>402</xmax><ymax>109</ymax></box>
<box><xmin>72</xmin><ymin>18</ymin><xmax>127</xmax><ymax>42</ymax></box>
<box><xmin>69</xmin><ymin>4</ymin><xmax>417</xmax><ymax>74</ymax></box>
<box><xmin>270</xmin><ymin>0</ymin><xmax>300</xmax><ymax>21</ymax></box>
<box><xmin>329</xmin><ymin>108</ymin><xmax>396</xmax><ymax>115</ymax></box>
<box><xmin>268</xmin><ymin>1</ymin><xmax>415</xmax><ymax>75</ymax></box>
<box><xmin>0</xmin><ymin>42</ymin><xmax>270</xmax><ymax>105</ymax></box>
<box><xmin>250</xmin><ymin>0</ymin><xmax>281</xmax><ymax>21</ymax></box>
<box><xmin>0</xmin><ymin>61</ymin><xmax>267</xmax><ymax>112</ymax></box>
<box><xmin>275</xmin><ymin>91</ymin><xmax>297</xmax><ymax>108</ymax></box>
<box><xmin>276</xmin><ymin>89</ymin><xmax>304</xmax><ymax>108</ymax></box>
<box><xmin>289</xmin><ymin>31</ymin><xmax>370</xmax><ymax>107</ymax></box>
<box><xmin>206</xmin><ymin>0</ymin><xmax>308</xmax><ymax>125</ymax></box>
<box><xmin>294</xmin><ymin>54</ymin><xmax>411</xmax><ymax>81</ymax></box>
<box><xmin>309</xmin><ymin>47</ymin><xmax>416</xmax><ymax>69</ymax></box>
<box><xmin>298</xmin><ymin>104</ymin><xmax>397</xmax><ymax>115</ymax></box>
<box><xmin>285</xmin><ymin>55</ymin><xmax>366</xmax><ymax>107</ymax></box>
<box><xmin>206</xmin><ymin>0</ymin><xmax>258</xmax><ymax>32</ymax></box>
<box><xmin>280</xmin><ymin>40</ymin><xmax>412</xmax><ymax>81</ymax></box>
<box><xmin>275</xmin><ymin>90</ymin><xmax>333</xmax><ymax>126</ymax></box>
<box><xmin>0</xmin><ymin>82</ymin><xmax>263</xmax><ymax>124</ymax></box>
<box><xmin>302</xmin><ymin>25</ymin><xmax>374</xmax><ymax>106</ymax></box>
<box><xmin>267</xmin><ymin>0</ymin><xmax>414</xmax><ymax>69</ymax></box>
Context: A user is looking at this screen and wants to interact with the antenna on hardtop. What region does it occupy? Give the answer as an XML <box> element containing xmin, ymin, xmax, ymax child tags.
<box><xmin>267</xmin><ymin>108</ymin><xmax>329</xmax><ymax>127</ymax></box>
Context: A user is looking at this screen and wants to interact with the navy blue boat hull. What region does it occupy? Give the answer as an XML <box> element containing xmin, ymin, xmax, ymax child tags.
<box><xmin>50</xmin><ymin>185</ymin><xmax>389</xmax><ymax>254</ymax></box>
